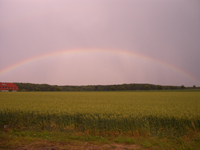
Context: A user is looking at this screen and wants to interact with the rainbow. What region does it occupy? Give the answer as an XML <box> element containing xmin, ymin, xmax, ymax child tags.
<box><xmin>0</xmin><ymin>48</ymin><xmax>200</xmax><ymax>84</ymax></box>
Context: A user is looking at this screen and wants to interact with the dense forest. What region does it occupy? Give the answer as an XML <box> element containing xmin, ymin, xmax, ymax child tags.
<box><xmin>14</xmin><ymin>83</ymin><xmax>198</xmax><ymax>91</ymax></box>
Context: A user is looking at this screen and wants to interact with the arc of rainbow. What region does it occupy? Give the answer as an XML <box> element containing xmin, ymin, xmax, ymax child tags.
<box><xmin>0</xmin><ymin>48</ymin><xmax>200</xmax><ymax>84</ymax></box>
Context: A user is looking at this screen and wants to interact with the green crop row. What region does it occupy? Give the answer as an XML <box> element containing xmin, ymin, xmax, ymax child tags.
<box><xmin>0</xmin><ymin>110</ymin><xmax>199</xmax><ymax>136</ymax></box>
<box><xmin>0</xmin><ymin>92</ymin><xmax>199</xmax><ymax>136</ymax></box>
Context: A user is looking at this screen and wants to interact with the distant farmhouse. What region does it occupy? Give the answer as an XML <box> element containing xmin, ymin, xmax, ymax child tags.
<box><xmin>0</xmin><ymin>82</ymin><xmax>19</xmax><ymax>92</ymax></box>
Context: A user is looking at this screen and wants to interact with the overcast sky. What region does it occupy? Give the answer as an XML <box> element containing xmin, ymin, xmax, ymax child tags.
<box><xmin>0</xmin><ymin>0</ymin><xmax>200</xmax><ymax>86</ymax></box>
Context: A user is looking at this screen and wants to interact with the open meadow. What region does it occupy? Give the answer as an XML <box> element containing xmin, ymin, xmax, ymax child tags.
<box><xmin>0</xmin><ymin>91</ymin><xmax>200</xmax><ymax>149</ymax></box>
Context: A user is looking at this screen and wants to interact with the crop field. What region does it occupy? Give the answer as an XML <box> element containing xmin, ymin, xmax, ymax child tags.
<box><xmin>0</xmin><ymin>92</ymin><xmax>200</xmax><ymax>137</ymax></box>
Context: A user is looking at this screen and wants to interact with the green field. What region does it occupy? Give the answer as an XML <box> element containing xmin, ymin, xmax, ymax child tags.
<box><xmin>0</xmin><ymin>91</ymin><xmax>200</xmax><ymax>137</ymax></box>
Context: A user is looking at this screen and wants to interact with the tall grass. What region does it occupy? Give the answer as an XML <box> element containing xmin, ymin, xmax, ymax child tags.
<box><xmin>0</xmin><ymin>92</ymin><xmax>199</xmax><ymax>136</ymax></box>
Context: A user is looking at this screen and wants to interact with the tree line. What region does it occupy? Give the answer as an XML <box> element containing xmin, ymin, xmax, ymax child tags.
<box><xmin>14</xmin><ymin>83</ymin><xmax>198</xmax><ymax>92</ymax></box>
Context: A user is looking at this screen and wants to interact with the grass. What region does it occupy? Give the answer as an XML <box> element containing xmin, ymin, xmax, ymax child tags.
<box><xmin>1</xmin><ymin>129</ymin><xmax>199</xmax><ymax>149</ymax></box>
<box><xmin>0</xmin><ymin>92</ymin><xmax>199</xmax><ymax>116</ymax></box>
<box><xmin>0</xmin><ymin>91</ymin><xmax>200</xmax><ymax>149</ymax></box>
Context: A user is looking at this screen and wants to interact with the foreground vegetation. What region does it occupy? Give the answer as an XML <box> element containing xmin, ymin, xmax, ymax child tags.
<box><xmin>1</xmin><ymin>129</ymin><xmax>199</xmax><ymax>149</ymax></box>
<box><xmin>0</xmin><ymin>91</ymin><xmax>200</xmax><ymax>149</ymax></box>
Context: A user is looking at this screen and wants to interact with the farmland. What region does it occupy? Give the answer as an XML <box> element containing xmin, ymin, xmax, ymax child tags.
<box><xmin>0</xmin><ymin>92</ymin><xmax>199</xmax><ymax>137</ymax></box>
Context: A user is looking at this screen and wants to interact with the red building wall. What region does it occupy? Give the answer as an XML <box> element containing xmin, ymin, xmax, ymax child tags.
<box><xmin>0</xmin><ymin>83</ymin><xmax>19</xmax><ymax>91</ymax></box>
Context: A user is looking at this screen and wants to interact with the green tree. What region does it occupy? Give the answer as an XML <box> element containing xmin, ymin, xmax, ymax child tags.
<box><xmin>21</xmin><ymin>89</ymin><xmax>27</xmax><ymax>92</ymax></box>
<box><xmin>193</xmin><ymin>85</ymin><xmax>196</xmax><ymax>88</ymax></box>
<box><xmin>56</xmin><ymin>87</ymin><xmax>61</xmax><ymax>91</ymax></box>
<box><xmin>110</xmin><ymin>86</ymin><xmax>116</xmax><ymax>91</ymax></box>
<box><xmin>8</xmin><ymin>89</ymin><xmax>12</xmax><ymax>92</ymax></box>
<box><xmin>157</xmin><ymin>85</ymin><xmax>163</xmax><ymax>90</ymax></box>
<box><xmin>181</xmin><ymin>85</ymin><xmax>185</xmax><ymax>89</ymax></box>
<box><xmin>97</xmin><ymin>87</ymin><xmax>102</xmax><ymax>91</ymax></box>
<box><xmin>35</xmin><ymin>87</ymin><xmax>41</xmax><ymax>91</ymax></box>
<box><xmin>145</xmin><ymin>85</ymin><xmax>151</xmax><ymax>90</ymax></box>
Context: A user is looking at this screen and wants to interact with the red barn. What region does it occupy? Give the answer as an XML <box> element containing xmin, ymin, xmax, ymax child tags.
<box><xmin>0</xmin><ymin>82</ymin><xmax>19</xmax><ymax>92</ymax></box>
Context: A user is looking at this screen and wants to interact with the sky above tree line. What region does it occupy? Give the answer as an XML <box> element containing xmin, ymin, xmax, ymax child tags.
<box><xmin>0</xmin><ymin>0</ymin><xmax>200</xmax><ymax>86</ymax></box>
